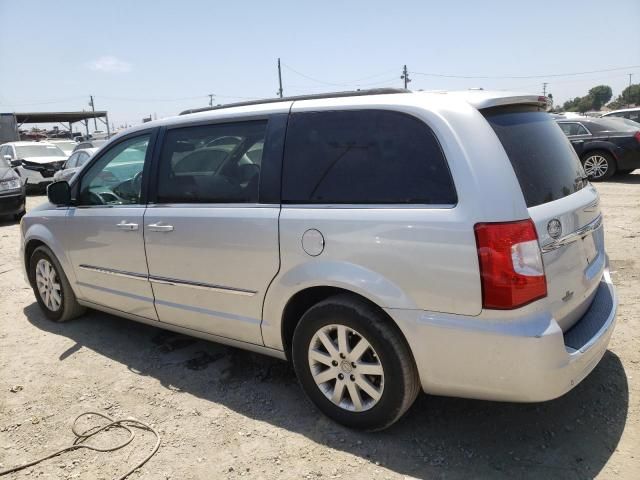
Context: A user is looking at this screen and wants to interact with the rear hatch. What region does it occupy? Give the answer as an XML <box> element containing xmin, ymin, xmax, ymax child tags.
<box><xmin>483</xmin><ymin>106</ymin><xmax>605</xmax><ymax>331</ymax></box>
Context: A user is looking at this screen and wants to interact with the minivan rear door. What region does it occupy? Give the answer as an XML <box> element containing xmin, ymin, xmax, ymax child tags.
<box><xmin>484</xmin><ymin>107</ymin><xmax>604</xmax><ymax>331</ymax></box>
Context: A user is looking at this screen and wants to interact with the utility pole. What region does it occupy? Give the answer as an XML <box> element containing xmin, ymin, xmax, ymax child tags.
<box><xmin>208</xmin><ymin>94</ymin><xmax>215</xmax><ymax>107</ymax></box>
<box><xmin>401</xmin><ymin>65</ymin><xmax>411</xmax><ymax>89</ymax></box>
<box><xmin>629</xmin><ymin>73</ymin><xmax>633</xmax><ymax>89</ymax></box>
<box><xmin>542</xmin><ymin>82</ymin><xmax>548</xmax><ymax>97</ymax></box>
<box><xmin>88</xmin><ymin>95</ymin><xmax>97</xmax><ymax>131</ymax></box>
<box><xmin>277</xmin><ymin>58</ymin><xmax>283</xmax><ymax>98</ymax></box>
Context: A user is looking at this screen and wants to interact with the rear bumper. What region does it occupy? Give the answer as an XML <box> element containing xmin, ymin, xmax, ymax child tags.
<box><xmin>0</xmin><ymin>191</ymin><xmax>26</xmax><ymax>216</ymax></box>
<box><xmin>387</xmin><ymin>269</ymin><xmax>617</xmax><ymax>402</ymax></box>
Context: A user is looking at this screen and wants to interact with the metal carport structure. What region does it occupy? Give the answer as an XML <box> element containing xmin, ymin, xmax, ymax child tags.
<box><xmin>13</xmin><ymin>110</ymin><xmax>110</xmax><ymax>137</ymax></box>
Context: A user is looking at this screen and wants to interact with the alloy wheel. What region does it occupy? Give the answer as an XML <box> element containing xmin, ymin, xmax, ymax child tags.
<box><xmin>35</xmin><ymin>258</ymin><xmax>62</xmax><ymax>311</ymax></box>
<box><xmin>583</xmin><ymin>155</ymin><xmax>609</xmax><ymax>179</ymax></box>
<box><xmin>308</xmin><ymin>324</ymin><xmax>384</xmax><ymax>412</ymax></box>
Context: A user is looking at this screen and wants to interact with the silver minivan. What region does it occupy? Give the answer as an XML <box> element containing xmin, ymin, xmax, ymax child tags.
<box><xmin>20</xmin><ymin>89</ymin><xmax>617</xmax><ymax>430</ymax></box>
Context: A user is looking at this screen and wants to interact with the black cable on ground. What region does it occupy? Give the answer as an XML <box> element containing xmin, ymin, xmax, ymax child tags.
<box><xmin>0</xmin><ymin>411</ymin><xmax>161</xmax><ymax>480</ymax></box>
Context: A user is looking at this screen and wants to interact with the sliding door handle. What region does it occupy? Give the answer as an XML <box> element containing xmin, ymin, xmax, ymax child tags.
<box><xmin>147</xmin><ymin>223</ymin><xmax>174</xmax><ymax>232</ymax></box>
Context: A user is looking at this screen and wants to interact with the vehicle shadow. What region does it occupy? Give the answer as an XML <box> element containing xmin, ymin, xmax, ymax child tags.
<box><xmin>23</xmin><ymin>303</ymin><xmax>628</xmax><ymax>479</ymax></box>
<box><xmin>606</xmin><ymin>173</ymin><xmax>640</xmax><ymax>184</ymax></box>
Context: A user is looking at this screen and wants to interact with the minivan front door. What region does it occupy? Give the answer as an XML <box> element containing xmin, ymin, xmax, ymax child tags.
<box><xmin>65</xmin><ymin>133</ymin><xmax>158</xmax><ymax>320</ymax></box>
<box><xmin>143</xmin><ymin>118</ymin><xmax>283</xmax><ymax>345</ymax></box>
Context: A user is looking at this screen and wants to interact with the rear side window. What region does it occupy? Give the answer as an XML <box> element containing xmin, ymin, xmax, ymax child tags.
<box><xmin>483</xmin><ymin>107</ymin><xmax>586</xmax><ymax>208</ymax></box>
<box><xmin>282</xmin><ymin>110</ymin><xmax>456</xmax><ymax>204</ymax></box>
<box><xmin>157</xmin><ymin>121</ymin><xmax>266</xmax><ymax>204</ymax></box>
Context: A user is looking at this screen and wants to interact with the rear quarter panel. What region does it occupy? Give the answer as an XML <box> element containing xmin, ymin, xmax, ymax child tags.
<box><xmin>261</xmin><ymin>94</ymin><xmax>532</xmax><ymax>350</ymax></box>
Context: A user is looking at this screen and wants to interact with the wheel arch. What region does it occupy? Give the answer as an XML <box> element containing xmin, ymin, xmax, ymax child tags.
<box><xmin>23</xmin><ymin>225</ymin><xmax>77</xmax><ymax>290</ymax></box>
<box><xmin>277</xmin><ymin>285</ymin><xmax>416</xmax><ymax>368</ymax></box>
<box><xmin>580</xmin><ymin>146</ymin><xmax>617</xmax><ymax>162</ymax></box>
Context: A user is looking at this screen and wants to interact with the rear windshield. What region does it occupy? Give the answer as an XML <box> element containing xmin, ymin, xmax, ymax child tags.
<box><xmin>588</xmin><ymin>118</ymin><xmax>638</xmax><ymax>132</ymax></box>
<box><xmin>483</xmin><ymin>107</ymin><xmax>587</xmax><ymax>208</ymax></box>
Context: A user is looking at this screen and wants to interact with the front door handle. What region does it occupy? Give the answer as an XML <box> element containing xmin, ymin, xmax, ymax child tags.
<box><xmin>147</xmin><ymin>222</ymin><xmax>174</xmax><ymax>232</ymax></box>
<box><xmin>117</xmin><ymin>221</ymin><xmax>139</xmax><ymax>231</ymax></box>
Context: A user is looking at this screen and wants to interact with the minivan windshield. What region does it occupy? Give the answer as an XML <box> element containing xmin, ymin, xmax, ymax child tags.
<box><xmin>483</xmin><ymin>107</ymin><xmax>587</xmax><ymax>208</ymax></box>
<box><xmin>16</xmin><ymin>144</ymin><xmax>66</xmax><ymax>158</ymax></box>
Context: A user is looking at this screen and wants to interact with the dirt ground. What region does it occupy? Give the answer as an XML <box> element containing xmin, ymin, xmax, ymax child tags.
<box><xmin>0</xmin><ymin>177</ymin><xmax>639</xmax><ymax>480</ymax></box>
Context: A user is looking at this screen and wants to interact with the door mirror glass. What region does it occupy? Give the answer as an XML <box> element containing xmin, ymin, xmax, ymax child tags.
<box><xmin>47</xmin><ymin>181</ymin><xmax>71</xmax><ymax>206</ymax></box>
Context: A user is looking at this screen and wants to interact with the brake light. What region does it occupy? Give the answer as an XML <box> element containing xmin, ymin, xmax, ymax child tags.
<box><xmin>474</xmin><ymin>219</ymin><xmax>547</xmax><ymax>309</ymax></box>
<box><xmin>634</xmin><ymin>131</ymin><xmax>640</xmax><ymax>144</ymax></box>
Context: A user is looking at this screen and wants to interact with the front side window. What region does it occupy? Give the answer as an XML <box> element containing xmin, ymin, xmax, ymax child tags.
<box><xmin>156</xmin><ymin>121</ymin><xmax>267</xmax><ymax>203</ymax></box>
<box><xmin>78</xmin><ymin>134</ymin><xmax>150</xmax><ymax>205</ymax></box>
<box><xmin>77</xmin><ymin>151</ymin><xmax>90</xmax><ymax>166</ymax></box>
<box><xmin>65</xmin><ymin>152</ymin><xmax>79</xmax><ymax>168</ymax></box>
<box><xmin>282</xmin><ymin>110</ymin><xmax>456</xmax><ymax>204</ymax></box>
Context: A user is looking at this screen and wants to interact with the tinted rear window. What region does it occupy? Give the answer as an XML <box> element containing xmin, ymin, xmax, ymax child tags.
<box><xmin>483</xmin><ymin>107</ymin><xmax>587</xmax><ymax>208</ymax></box>
<box><xmin>282</xmin><ymin>110</ymin><xmax>456</xmax><ymax>204</ymax></box>
<box><xmin>587</xmin><ymin>118</ymin><xmax>638</xmax><ymax>132</ymax></box>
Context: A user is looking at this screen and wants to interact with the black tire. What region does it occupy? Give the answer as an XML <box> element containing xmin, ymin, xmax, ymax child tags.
<box><xmin>292</xmin><ymin>294</ymin><xmax>420</xmax><ymax>431</ymax></box>
<box><xmin>29</xmin><ymin>246</ymin><xmax>85</xmax><ymax>322</ymax></box>
<box><xmin>13</xmin><ymin>208</ymin><xmax>25</xmax><ymax>221</ymax></box>
<box><xmin>581</xmin><ymin>151</ymin><xmax>616</xmax><ymax>181</ymax></box>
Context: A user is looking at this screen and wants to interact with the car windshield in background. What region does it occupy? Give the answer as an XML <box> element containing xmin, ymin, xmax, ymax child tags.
<box><xmin>483</xmin><ymin>107</ymin><xmax>586</xmax><ymax>208</ymax></box>
<box><xmin>16</xmin><ymin>144</ymin><xmax>65</xmax><ymax>158</ymax></box>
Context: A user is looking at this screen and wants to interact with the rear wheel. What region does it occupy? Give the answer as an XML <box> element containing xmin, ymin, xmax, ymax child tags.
<box><xmin>582</xmin><ymin>151</ymin><xmax>616</xmax><ymax>181</ymax></box>
<box><xmin>292</xmin><ymin>294</ymin><xmax>420</xmax><ymax>431</ymax></box>
<box><xmin>29</xmin><ymin>246</ymin><xmax>85</xmax><ymax>322</ymax></box>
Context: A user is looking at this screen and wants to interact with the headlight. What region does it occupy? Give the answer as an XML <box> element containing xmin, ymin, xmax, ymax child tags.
<box><xmin>0</xmin><ymin>178</ymin><xmax>22</xmax><ymax>191</ymax></box>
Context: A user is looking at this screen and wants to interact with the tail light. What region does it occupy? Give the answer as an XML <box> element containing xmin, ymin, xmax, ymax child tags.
<box><xmin>474</xmin><ymin>219</ymin><xmax>547</xmax><ymax>309</ymax></box>
<box><xmin>634</xmin><ymin>131</ymin><xmax>640</xmax><ymax>144</ymax></box>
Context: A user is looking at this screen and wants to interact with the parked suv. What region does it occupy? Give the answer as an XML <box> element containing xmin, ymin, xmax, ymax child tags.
<box><xmin>20</xmin><ymin>89</ymin><xmax>617</xmax><ymax>430</ymax></box>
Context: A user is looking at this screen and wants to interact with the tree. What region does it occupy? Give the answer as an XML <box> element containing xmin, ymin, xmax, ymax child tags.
<box><xmin>562</xmin><ymin>97</ymin><xmax>581</xmax><ymax>111</ymax></box>
<box><xmin>620</xmin><ymin>84</ymin><xmax>640</xmax><ymax>106</ymax></box>
<box><xmin>588</xmin><ymin>85</ymin><xmax>612</xmax><ymax>110</ymax></box>
<box><xmin>577</xmin><ymin>96</ymin><xmax>593</xmax><ymax>113</ymax></box>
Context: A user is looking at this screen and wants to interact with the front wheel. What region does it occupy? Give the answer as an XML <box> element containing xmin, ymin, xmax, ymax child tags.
<box><xmin>292</xmin><ymin>295</ymin><xmax>420</xmax><ymax>431</ymax></box>
<box><xmin>29</xmin><ymin>246</ymin><xmax>85</xmax><ymax>322</ymax></box>
<box><xmin>582</xmin><ymin>151</ymin><xmax>616</xmax><ymax>181</ymax></box>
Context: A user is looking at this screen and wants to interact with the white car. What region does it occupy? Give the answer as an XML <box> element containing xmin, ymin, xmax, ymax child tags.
<box><xmin>0</xmin><ymin>141</ymin><xmax>67</xmax><ymax>191</ymax></box>
<box><xmin>601</xmin><ymin>107</ymin><xmax>640</xmax><ymax>123</ymax></box>
<box><xmin>46</xmin><ymin>139</ymin><xmax>78</xmax><ymax>156</ymax></box>
<box><xmin>53</xmin><ymin>148</ymin><xmax>97</xmax><ymax>182</ymax></box>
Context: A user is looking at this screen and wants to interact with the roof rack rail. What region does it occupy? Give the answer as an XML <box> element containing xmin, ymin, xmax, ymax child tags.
<box><xmin>179</xmin><ymin>88</ymin><xmax>409</xmax><ymax>115</ymax></box>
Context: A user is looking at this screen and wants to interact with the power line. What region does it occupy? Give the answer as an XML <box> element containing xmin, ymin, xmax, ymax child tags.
<box><xmin>281</xmin><ymin>62</ymin><xmax>399</xmax><ymax>87</ymax></box>
<box><xmin>412</xmin><ymin>65</ymin><xmax>640</xmax><ymax>80</ymax></box>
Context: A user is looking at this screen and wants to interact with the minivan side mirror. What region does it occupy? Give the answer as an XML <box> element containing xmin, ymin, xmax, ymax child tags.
<box><xmin>47</xmin><ymin>181</ymin><xmax>71</xmax><ymax>206</ymax></box>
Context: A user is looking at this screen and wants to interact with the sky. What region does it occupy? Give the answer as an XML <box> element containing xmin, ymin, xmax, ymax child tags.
<box><xmin>1</xmin><ymin>0</ymin><xmax>639</xmax><ymax>131</ymax></box>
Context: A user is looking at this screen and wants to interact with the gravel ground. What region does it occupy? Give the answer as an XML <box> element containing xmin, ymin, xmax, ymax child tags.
<box><xmin>0</xmin><ymin>177</ymin><xmax>639</xmax><ymax>480</ymax></box>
